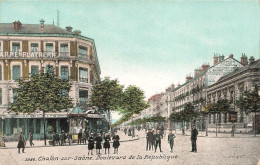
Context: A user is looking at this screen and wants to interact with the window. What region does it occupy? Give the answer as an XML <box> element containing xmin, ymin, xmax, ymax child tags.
<box><xmin>13</xmin><ymin>91</ymin><xmax>18</xmax><ymax>104</ymax></box>
<box><xmin>12</xmin><ymin>42</ymin><xmax>20</xmax><ymax>53</ymax></box>
<box><xmin>78</xmin><ymin>46</ymin><xmax>87</xmax><ymax>56</ymax></box>
<box><xmin>46</xmin><ymin>43</ymin><xmax>54</xmax><ymax>52</ymax></box>
<box><xmin>79</xmin><ymin>67</ymin><xmax>88</xmax><ymax>82</ymax></box>
<box><xmin>60</xmin><ymin>43</ymin><xmax>68</xmax><ymax>57</ymax></box>
<box><xmin>45</xmin><ymin>65</ymin><xmax>54</xmax><ymax>74</ymax></box>
<box><xmin>224</xmin><ymin>113</ymin><xmax>227</xmax><ymax>123</ymax></box>
<box><xmin>60</xmin><ymin>66</ymin><xmax>69</xmax><ymax>80</ymax></box>
<box><xmin>12</xmin><ymin>65</ymin><xmax>21</xmax><ymax>80</ymax></box>
<box><xmin>30</xmin><ymin>43</ymin><xmax>39</xmax><ymax>55</ymax></box>
<box><xmin>79</xmin><ymin>90</ymin><xmax>88</xmax><ymax>103</ymax></box>
<box><xmin>213</xmin><ymin>114</ymin><xmax>216</xmax><ymax>124</ymax></box>
<box><xmin>0</xmin><ymin>88</ymin><xmax>2</xmax><ymax>105</ymax></box>
<box><xmin>31</xmin><ymin>65</ymin><xmax>39</xmax><ymax>75</ymax></box>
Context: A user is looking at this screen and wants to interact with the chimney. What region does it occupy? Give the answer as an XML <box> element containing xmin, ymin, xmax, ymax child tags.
<box><xmin>40</xmin><ymin>19</ymin><xmax>45</xmax><ymax>33</ymax></box>
<box><xmin>201</xmin><ymin>63</ymin><xmax>210</xmax><ymax>72</ymax></box>
<box><xmin>219</xmin><ymin>55</ymin><xmax>225</xmax><ymax>62</ymax></box>
<box><xmin>194</xmin><ymin>68</ymin><xmax>202</xmax><ymax>77</ymax></box>
<box><xmin>249</xmin><ymin>56</ymin><xmax>255</xmax><ymax>64</ymax></box>
<box><xmin>74</xmin><ymin>30</ymin><xmax>81</xmax><ymax>35</ymax></box>
<box><xmin>240</xmin><ymin>53</ymin><xmax>248</xmax><ymax>66</ymax></box>
<box><xmin>13</xmin><ymin>20</ymin><xmax>22</xmax><ymax>30</ymax></box>
<box><xmin>213</xmin><ymin>54</ymin><xmax>219</xmax><ymax>65</ymax></box>
<box><xmin>228</xmin><ymin>54</ymin><xmax>234</xmax><ymax>58</ymax></box>
<box><xmin>186</xmin><ymin>75</ymin><xmax>193</xmax><ymax>82</ymax></box>
<box><xmin>66</xmin><ymin>26</ymin><xmax>73</xmax><ymax>32</ymax></box>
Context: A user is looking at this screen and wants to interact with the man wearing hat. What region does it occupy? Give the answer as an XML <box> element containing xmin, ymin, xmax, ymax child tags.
<box><xmin>168</xmin><ymin>130</ymin><xmax>175</xmax><ymax>152</ymax></box>
<box><xmin>191</xmin><ymin>125</ymin><xmax>198</xmax><ymax>153</ymax></box>
<box><xmin>153</xmin><ymin>129</ymin><xmax>163</xmax><ymax>152</ymax></box>
<box><xmin>146</xmin><ymin>129</ymin><xmax>153</xmax><ymax>151</ymax></box>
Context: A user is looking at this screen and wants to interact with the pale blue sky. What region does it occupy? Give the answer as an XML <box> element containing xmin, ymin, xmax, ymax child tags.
<box><xmin>0</xmin><ymin>1</ymin><xmax>259</xmax><ymax>104</ymax></box>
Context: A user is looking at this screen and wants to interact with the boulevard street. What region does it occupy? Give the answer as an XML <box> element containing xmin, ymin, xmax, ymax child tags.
<box><xmin>0</xmin><ymin>130</ymin><xmax>259</xmax><ymax>165</ymax></box>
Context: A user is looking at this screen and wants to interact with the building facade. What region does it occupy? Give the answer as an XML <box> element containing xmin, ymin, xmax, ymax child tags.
<box><xmin>207</xmin><ymin>57</ymin><xmax>260</xmax><ymax>133</ymax></box>
<box><xmin>0</xmin><ymin>20</ymin><xmax>101</xmax><ymax>140</ymax></box>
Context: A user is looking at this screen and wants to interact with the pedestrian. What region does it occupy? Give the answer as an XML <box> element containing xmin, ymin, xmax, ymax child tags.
<box><xmin>67</xmin><ymin>131</ymin><xmax>72</xmax><ymax>145</ymax></box>
<box><xmin>60</xmin><ymin>130</ymin><xmax>66</xmax><ymax>146</ymax></box>
<box><xmin>112</xmin><ymin>131</ymin><xmax>120</xmax><ymax>154</ymax></box>
<box><xmin>190</xmin><ymin>125</ymin><xmax>198</xmax><ymax>153</ymax></box>
<box><xmin>78</xmin><ymin>130</ymin><xmax>82</xmax><ymax>144</ymax></box>
<box><xmin>182</xmin><ymin>127</ymin><xmax>185</xmax><ymax>135</ymax></box>
<box><xmin>29</xmin><ymin>133</ymin><xmax>34</xmax><ymax>146</ymax></box>
<box><xmin>17</xmin><ymin>132</ymin><xmax>25</xmax><ymax>153</ymax></box>
<box><xmin>154</xmin><ymin>129</ymin><xmax>162</xmax><ymax>152</ymax></box>
<box><xmin>52</xmin><ymin>132</ymin><xmax>56</xmax><ymax>146</ymax></box>
<box><xmin>103</xmin><ymin>133</ymin><xmax>111</xmax><ymax>154</ymax></box>
<box><xmin>55</xmin><ymin>132</ymin><xmax>60</xmax><ymax>146</ymax></box>
<box><xmin>146</xmin><ymin>129</ymin><xmax>154</xmax><ymax>151</ymax></box>
<box><xmin>82</xmin><ymin>130</ymin><xmax>87</xmax><ymax>145</ymax></box>
<box><xmin>124</xmin><ymin>128</ymin><xmax>127</xmax><ymax>135</ymax></box>
<box><xmin>132</xmin><ymin>128</ymin><xmax>135</xmax><ymax>138</ymax></box>
<box><xmin>95</xmin><ymin>133</ymin><xmax>102</xmax><ymax>154</ymax></box>
<box><xmin>88</xmin><ymin>133</ymin><xmax>95</xmax><ymax>155</ymax></box>
<box><xmin>168</xmin><ymin>130</ymin><xmax>176</xmax><ymax>152</ymax></box>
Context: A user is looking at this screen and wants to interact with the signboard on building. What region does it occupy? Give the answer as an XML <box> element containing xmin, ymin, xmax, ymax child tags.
<box><xmin>228</xmin><ymin>112</ymin><xmax>237</xmax><ymax>122</ymax></box>
<box><xmin>206</xmin><ymin>58</ymin><xmax>241</xmax><ymax>86</ymax></box>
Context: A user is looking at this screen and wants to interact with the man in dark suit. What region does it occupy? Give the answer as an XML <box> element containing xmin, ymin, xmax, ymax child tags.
<box><xmin>146</xmin><ymin>129</ymin><xmax>153</xmax><ymax>151</ymax></box>
<box><xmin>154</xmin><ymin>129</ymin><xmax>162</xmax><ymax>152</ymax></box>
<box><xmin>191</xmin><ymin>125</ymin><xmax>198</xmax><ymax>153</ymax></box>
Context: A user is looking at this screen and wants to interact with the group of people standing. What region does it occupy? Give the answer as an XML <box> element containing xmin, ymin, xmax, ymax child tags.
<box><xmin>146</xmin><ymin>125</ymin><xmax>198</xmax><ymax>153</ymax></box>
<box><xmin>87</xmin><ymin>131</ymin><xmax>120</xmax><ymax>155</ymax></box>
<box><xmin>52</xmin><ymin>130</ymin><xmax>71</xmax><ymax>146</ymax></box>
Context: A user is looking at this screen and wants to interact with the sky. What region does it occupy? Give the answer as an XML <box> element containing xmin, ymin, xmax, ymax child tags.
<box><xmin>0</xmin><ymin>0</ymin><xmax>260</xmax><ymax>122</ymax></box>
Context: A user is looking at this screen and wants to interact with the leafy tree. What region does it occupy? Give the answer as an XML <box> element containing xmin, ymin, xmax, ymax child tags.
<box><xmin>90</xmin><ymin>77</ymin><xmax>124</xmax><ymax>129</ymax></box>
<box><xmin>10</xmin><ymin>65</ymin><xmax>73</xmax><ymax>145</ymax></box>
<box><xmin>240</xmin><ymin>85</ymin><xmax>260</xmax><ymax>136</ymax></box>
<box><xmin>120</xmin><ymin>85</ymin><xmax>149</xmax><ymax>114</ymax></box>
<box><xmin>207</xmin><ymin>99</ymin><xmax>230</xmax><ymax>136</ymax></box>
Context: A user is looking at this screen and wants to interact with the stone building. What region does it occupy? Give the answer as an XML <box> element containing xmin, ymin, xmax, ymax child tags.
<box><xmin>207</xmin><ymin>56</ymin><xmax>260</xmax><ymax>133</ymax></box>
<box><xmin>0</xmin><ymin>20</ymin><xmax>101</xmax><ymax>139</ymax></box>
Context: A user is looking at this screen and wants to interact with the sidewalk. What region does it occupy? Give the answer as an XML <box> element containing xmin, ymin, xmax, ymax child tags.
<box><xmin>0</xmin><ymin>131</ymin><xmax>139</xmax><ymax>149</ymax></box>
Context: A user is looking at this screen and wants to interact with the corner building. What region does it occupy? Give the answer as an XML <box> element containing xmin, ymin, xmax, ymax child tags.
<box><xmin>0</xmin><ymin>20</ymin><xmax>101</xmax><ymax>139</ymax></box>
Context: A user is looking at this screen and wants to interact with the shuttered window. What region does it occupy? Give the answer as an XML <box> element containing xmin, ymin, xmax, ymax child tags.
<box><xmin>31</xmin><ymin>65</ymin><xmax>39</xmax><ymax>75</ymax></box>
<box><xmin>60</xmin><ymin>66</ymin><xmax>68</xmax><ymax>80</ymax></box>
<box><xmin>12</xmin><ymin>65</ymin><xmax>21</xmax><ymax>80</ymax></box>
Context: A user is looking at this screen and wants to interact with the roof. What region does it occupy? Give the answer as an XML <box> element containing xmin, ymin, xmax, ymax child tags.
<box><xmin>0</xmin><ymin>23</ymin><xmax>71</xmax><ymax>34</ymax></box>
<box><xmin>214</xmin><ymin>59</ymin><xmax>259</xmax><ymax>84</ymax></box>
<box><xmin>172</xmin><ymin>56</ymin><xmax>241</xmax><ymax>92</ymax></box>
<box><xmin>71</xmin><ymin>105</ymin><xmax>84</xmax><ymax>114</ymax></box>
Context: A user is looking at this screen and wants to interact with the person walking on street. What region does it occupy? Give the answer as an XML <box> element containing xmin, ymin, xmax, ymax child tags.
<box><xmin>191</xmin><ymin>125</ymin><xmax>198</xmax><ymax>153</ymax></box>
<box><xmin>182</xmin><ymin>127</ymin><xmax>185</xmax><ymax>135</ymax></box>
<box><xmin>29</xmin><ymin>133</ymin><xmax>34</xmax><ymax>147</ymax></box>
<box><xmin>124</xmin><ymin>128</ymin><xmax>127</xmax><ymax>135</ymax></box>
<box><xmin>82</xmin><ymin>130</ymin><xmax>87</xmax><ymax>145</ymax></box>
<box><xmin>78</xmin><ymin>130</ymin><xmax>82</xmax><ymax>145</ymax></box>
<box><xmin>154</xmin><ymin>129</ymin><xmax>162</xmax><ymax>152</ymax></box>
<box><xmin>52</xmin><ymin>132</ymin><xmax>56</xmax><ymax>146</ymax></box>
<box><xmin>146</xmin><ymin>129</ymin><xmax>153</xmax><ymax>151</ymax></box>
<box><xmin>112</xmin><ymin>131</ymin><xmax>120</xmax><ymax>154</ymax></box>
<box><xmin>95</xmin><ymin>133</ymin><xmax>102</xmax><ymax>154</ymax></box>
<box><xmin>168</xmin><ymin>130</ymin><xmax>175</xmax><ymax>152</ymax></box>
<box><xmin>67</xmin><ymin>131</ymin><xmax>72</xmax><ymax>145</ymax></box>
<box><xmin>103</xmin><ymin>133</ymin><xmax>111</xmax><ymax>154</ymax></box>
<box><xmin>88</xmin><ymin>133</ymin><xmax>95</xmax><ymax>155</ymax></box>
<box><xmin>132</xmin><ymin>128</ymin><xmax>135</xmax><ymax>138</ymax></box>
<box><xmin>55</xmin><ymin>132</ymin><xmax>60</xmax><ymax>146</ymax></box>
<box><xmin>17</xmin><ymin>132</ymin><xmax>25</xmax><ymax>153</ymax></box>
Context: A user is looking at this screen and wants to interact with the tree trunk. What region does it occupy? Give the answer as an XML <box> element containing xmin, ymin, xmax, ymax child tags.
<box><xmin>43</xmin><ymin>111</ymin><xmax>46</xmax><ymax>145</ymax></box>
<box><xmin>254</xmin><ymin>111</ymin><xmax>256</xmax><ymax>137</ymax></box>
<box><xmin>205</xmin><ymin>116</ymin><xmax>208</xmax><ymax>136</ymax></box>
<box><xmin>246</xmin><ymin>113</ymin><xmax>248</xmax><ymax>134</ymax></box>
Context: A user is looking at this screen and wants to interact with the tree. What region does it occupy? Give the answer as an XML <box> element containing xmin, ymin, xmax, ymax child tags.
<box><xmin>207</xmin><ymin>99</ymin><xmax>230</xmax><ymax>137</ymax></box>
<box><xmin>241</xmin><ymin>85</ymin><xmax>260</xmax><ymax>136</ymax></box>
<box><xmin>90</xmin><ymin>77</ymin><xmax>124</xmax><ymax>130</ymax></box>
<box><xmin>120</xmin><ymin>85</ymin><xmax>149</xmax><ymax>114</ymax></box>
<box><xmin>10</xmin><ymin>65</ymin><xmax>73</xmax><ymax>145</ymax></box>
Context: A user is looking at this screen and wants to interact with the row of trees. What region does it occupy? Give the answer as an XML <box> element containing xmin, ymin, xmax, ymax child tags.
<box><xmin>169</xmin><ymin>85</ymin><xmax>260</xmax><ymax>137</ymax></box>
<box><xmin>128</xmin><ymin>116</ymin><xmax>166</xmax><ymax>126</ymax></box>
<box><xmin>90</xmin><ymin>77</ymin><xmax>149</xmax><ymax>128</ymax></box>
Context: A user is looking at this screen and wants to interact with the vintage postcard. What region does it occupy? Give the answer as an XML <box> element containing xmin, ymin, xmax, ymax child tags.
<box><xmin>0</xmin><ymin>0</ymin><xmax>259</xmax><ymax>165</ymax></box>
